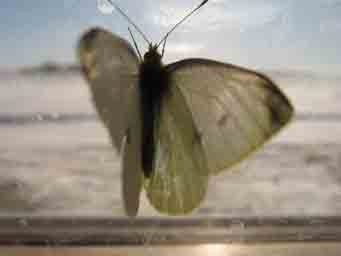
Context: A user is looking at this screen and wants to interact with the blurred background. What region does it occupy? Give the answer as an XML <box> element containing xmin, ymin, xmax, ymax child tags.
<box><xmin>0</xmin><ymin>0</ymin><xmax>340</xmax><ymax>217</ymax></box>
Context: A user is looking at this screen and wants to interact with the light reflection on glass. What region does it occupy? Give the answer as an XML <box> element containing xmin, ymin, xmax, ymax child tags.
<box><xmin>196</xmin><ymin>244</ymin><xmax>243</xmax><ymax>256</ymax></box>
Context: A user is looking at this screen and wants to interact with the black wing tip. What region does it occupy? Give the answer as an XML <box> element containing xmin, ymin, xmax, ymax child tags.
<box><xmin>79</xmin><ymin>27</ymin><xmax>105</xmax><ymax>48</ymax></box>
<box><xmin>83</xmin><ymin>28</ymin><xmax>100</xmax><ymax>40</ymax></box>
<box><xmin>77</xmin><ymin>27</ymin><xmax>108</xmax><ymax>74</ymax></box>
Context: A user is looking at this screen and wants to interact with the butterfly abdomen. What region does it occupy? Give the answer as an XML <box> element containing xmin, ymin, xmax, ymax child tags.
<box><xmin>139</xmin><ymin>48</ymin><xmax>169</xmax><ymax>178</ymax></box>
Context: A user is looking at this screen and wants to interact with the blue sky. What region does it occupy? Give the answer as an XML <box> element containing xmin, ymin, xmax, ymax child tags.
<box><xmin>1</xmin><ymin>0</ymin><xmax>341</xmax><ymax>73</ymax></box>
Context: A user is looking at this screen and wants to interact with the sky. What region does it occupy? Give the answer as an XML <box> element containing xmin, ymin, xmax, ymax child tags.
<box><xmin>0</xmin><ymin>0</ymin><xmax>341</xmax><ymax>73</ymax></box>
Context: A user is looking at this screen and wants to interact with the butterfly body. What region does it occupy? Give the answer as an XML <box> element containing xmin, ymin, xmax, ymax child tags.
<box><xmin>139</xmin><ymin>45</ymin><xmax>169</xmax><ymax>177</ymax></box>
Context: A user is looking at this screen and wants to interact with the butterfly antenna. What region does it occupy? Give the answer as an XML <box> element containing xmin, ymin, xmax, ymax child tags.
<box><xmin>128</xmin><ymin>27</ymin><xmax>143</xmax><ymax>60</ymax></box>
<box><xmin>161</xmin><ymin>33</ymin><xmax>168</xmax><ymax>57</ymax></box>
<box><xmin>107</xmin><ymin>0</ymin><xmax>151</xmax><ymax>45</ymax></box>
<box><xmin>157</xmin><ymin>0</ymin><xmax>208</xmax><ymax>48</ymax></box>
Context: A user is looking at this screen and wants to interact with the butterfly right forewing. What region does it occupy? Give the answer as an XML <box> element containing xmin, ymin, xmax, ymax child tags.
<box><xmin>166</xmin><ymin>59</ymin><xmax>294</xmax><ymax>175</ymax></box>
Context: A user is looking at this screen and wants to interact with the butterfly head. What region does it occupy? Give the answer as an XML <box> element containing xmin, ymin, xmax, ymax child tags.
<box><xmin>143</xmin><ymin>44</ymin><xmax>162</xmax><ymax>66</ymax></box>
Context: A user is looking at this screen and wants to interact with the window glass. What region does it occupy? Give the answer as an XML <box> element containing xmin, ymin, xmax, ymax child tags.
<box><xmin>0</xmin><ymin>0</ymin><xmax>340</xmax><ymax>219</ymax></box>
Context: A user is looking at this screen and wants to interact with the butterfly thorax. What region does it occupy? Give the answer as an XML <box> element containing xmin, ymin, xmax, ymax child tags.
<box><xmin>139</xmin><ymin>45</ymin><xmax>169</xmax><ymax>178</ymax></box>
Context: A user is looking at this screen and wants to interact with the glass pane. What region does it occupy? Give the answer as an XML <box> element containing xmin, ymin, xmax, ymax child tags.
<box><xmin>0</xmin><ymin>0</ymin><xmax>340</xmax><ymax>250</ymax></box>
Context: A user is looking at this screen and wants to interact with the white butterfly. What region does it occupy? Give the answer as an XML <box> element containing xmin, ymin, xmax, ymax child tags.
<box><xmin>78</xmin><ymin>0</ymin><xmax>294</xmax><ymax>216</ymax></box>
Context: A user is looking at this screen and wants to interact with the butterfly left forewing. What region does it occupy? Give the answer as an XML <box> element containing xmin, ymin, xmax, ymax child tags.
<box><xmin>78</xmin><ymin>28</ymin><xmax>139</xmax><ymax>152</ymax></box>
<box><xmin>145</xmin><ymin>84</ymin><xmax>209</xmax><ymax>215</ymax></box>
<box><xmin>78</xmin><ymin>28</ymin><xmax>143</xmax><ymax>216</ymax></box>
<box><xmin>166</xmin><ymin>59</ymin><xmax>294</xmax><ymax>175</ymax></box>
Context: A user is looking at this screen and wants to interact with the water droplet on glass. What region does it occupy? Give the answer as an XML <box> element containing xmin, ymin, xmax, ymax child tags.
<box><xmin>97</xmin><ymin>0</ymin><xmax>115</xmax><ymax>14</ymax></box>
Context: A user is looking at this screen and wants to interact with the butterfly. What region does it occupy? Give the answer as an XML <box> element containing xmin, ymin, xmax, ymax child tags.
<box><xmin>78</xmin><ymin>0</ymin><xmax>294</xmax><ymax>216</ymax></box>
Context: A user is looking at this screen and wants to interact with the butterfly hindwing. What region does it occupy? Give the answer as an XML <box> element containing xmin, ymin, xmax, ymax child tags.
<box><xmin>166</xmin><ymin>59</ymin><xmax>294</xmax><ymax>175</ymax></box>
<box><xmin>120</xmin><ymin>88</ymin><xmax>143</xmax><ymax>216</ymax></box>
<box><xmin>146</xmin><ymin>84</ymin><xmax>209</xmax><ymax>215</ymax></box>
<box><xmin>78</xmin><ymin>28</ymin><xmax>143</xmax><ymax>216</ymax></box>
